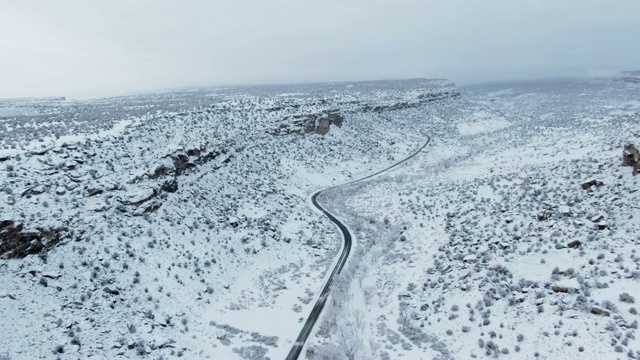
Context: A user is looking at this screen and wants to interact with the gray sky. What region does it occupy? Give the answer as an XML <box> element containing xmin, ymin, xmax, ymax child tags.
<box><xmin>1</xmin><ymin>0</ymin><xmax>638</xmax><ymax>99</ymax></box>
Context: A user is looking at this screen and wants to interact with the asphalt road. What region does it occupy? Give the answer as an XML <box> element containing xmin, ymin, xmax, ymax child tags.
<box><xmin>286</xmin><ymin>132</ymin><xmax>431</xmax><ymax>360</ymax></box>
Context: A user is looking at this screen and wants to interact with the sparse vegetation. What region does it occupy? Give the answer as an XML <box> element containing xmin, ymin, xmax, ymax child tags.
<box><xmin>1</xmin><ymin>77</ymin><xmax>638</xmax><ymax>359</ymax></box>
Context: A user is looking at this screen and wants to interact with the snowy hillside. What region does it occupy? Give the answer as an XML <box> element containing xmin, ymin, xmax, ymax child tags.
<box><xmin>1</xmin><ymin>76</ymin><xmax>639</xmax><ymax>360</ymax></box>
<box><xmin>305</xmin><ymin>77</ymin><xmax>640</xmax><ymax>359</ymax></box>
<box><xmin>0</xmin><ymin>79</ymin><xmax>461</xmax><ymax>359</ymax></box>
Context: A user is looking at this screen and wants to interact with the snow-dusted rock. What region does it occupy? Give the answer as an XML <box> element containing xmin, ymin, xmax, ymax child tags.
<box><xmin>462</xmin><ymin>254</ymin><xmax>477</xmax><ymax>262</ymax></box>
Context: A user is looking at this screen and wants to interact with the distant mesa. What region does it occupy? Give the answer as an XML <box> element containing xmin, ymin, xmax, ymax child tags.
<box><xmin>621</xmin><ymin>70</ymin><xmax>640</xmax><ymax>83</ymax></box>
<box><xmin>0</xmin><ymin>96</ymin><xmax>66</xmax><ymax>104</ymax></box>
<box><xmin>269</xmin><ymin>82</ymin><xmax>460</xmax><ymax>136</ymax></box>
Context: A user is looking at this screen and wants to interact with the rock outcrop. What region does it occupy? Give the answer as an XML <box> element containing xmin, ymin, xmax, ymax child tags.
<box><xmin>363</xmin><ymin>89</ymin><xmax>461</xmax><ymax>112</ymax></box>
<box><xmin>117</xmin><ymin>144</ymin><xmax>237</xmax><ymax>215</ymax></box>
<box><xmin>622</xmin><ymin>144</ymin><xmax>639</xmax><ymax>175</ymax></box>
<box><xmin>269</xmin><ymin>86</ymin><xmax>460</xmax><ymax>136</ymax></box>
<box><xmin>0</xmin><ymin>220</ymin><xmax>71</xmax><ymax>259</ymax></box>
<box><xmin>270</xmin><ymin>109</ymin><xmax>344</xmax><ymax>136</ymax></box>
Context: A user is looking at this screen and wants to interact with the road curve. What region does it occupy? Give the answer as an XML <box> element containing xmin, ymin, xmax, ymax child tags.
<box><xmin>286</xmin><ymin>131</ymin><xmax>432</xmax><ymax>360</ymax></box>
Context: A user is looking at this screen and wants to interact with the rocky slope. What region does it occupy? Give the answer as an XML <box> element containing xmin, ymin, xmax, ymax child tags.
<box><xmin>0</xmin><ymin>79</ymin><xmax>460</xmax><ymax>359</ymax></box>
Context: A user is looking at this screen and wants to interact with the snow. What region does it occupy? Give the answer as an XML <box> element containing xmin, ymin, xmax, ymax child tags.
<box><xmin>305</xmin><ymin>77</ymin><xmax>640</xmax><ymax>359</ymax></box>
<box><xmin>456</xmin><ymin>111</ymin><xmax>512</xmax><ymax>136</ymax></box>
<box><xmin>0</xmin><ymin>79</ymin><xmax>458</xmax><ymax>359</ymax></box>
<box><xmin>1</xmin><ymin>76</ymin><xmax>640</xmax><ymax>359</ymax></box>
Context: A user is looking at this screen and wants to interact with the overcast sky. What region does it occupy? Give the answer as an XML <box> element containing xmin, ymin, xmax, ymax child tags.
<box><xmin>1</xmin><ymin>0</ymin><xmax>638</xmax><ymax>99</ymax></box>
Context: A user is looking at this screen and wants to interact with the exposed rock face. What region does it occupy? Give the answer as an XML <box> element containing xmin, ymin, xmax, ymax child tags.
<box><xmin>581</xmin><ymin>179</ymin><xmax>603</xmax><ymax>190</ymax></box>
<box><xmin>269</xmin><ymin>86</ymin><xmax>460</xmax><ymax>136</ymax></box>
<box><xmin>622</xmin><ymin>144</ymin><xmax>639</xmax><ymax>175</ymax></box>
<box><xmin>567</xmin><ymin>240</ymin><xmax>582</xmax><ymax>248</ymax></box>
<box><xmin>271</xmin><ymin>109</ymin><xmax>344</xmax><ymax>136</ymax></box>
<box><xmin>117</xmin><ymin>144</ymin><xmax>236</xmax><ymax>215</ymax></box>
<box><xmin>621</xmin><ymin>71</ymin><xmax>640</xmax><ymax>84</ymax></box>
<box><xmin>317</xmin><ymin>119</ymin><xmax>330</xmax><ymax>135</ymax></box>
<box><xmin>0</xmin><ymin>220</ymin><xmax>70</xmax><ymax>259</ymax></box>
<box><xmin>150</xmin><ymin>164</ymin><xmax>173</xmax><ymax>179</ymax></box>
<box><xmin>363</xmin><ymin>89</ymin><xmax>461</xmax><ymax>112</ymax></box>
<box><xmin>173</xmin><ymin>154</ymin><xmax>195</xmax><ymax>176</ymax></box>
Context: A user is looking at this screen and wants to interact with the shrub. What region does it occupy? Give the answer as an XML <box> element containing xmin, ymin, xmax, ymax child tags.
<box><xmin>602</xmin><ymin>300</ymin><xmax>618</xmax><ymax>312</ymax></box>
<box><xmin>485</xmin><ymin>340</ymin><xmax>498</xmax><ymax>355</ymax></box>
<box><xmin>619</xmin><ymin>293</ymin><xmax>635</xmax><ymax>304</ymax></box>
<box><xmin>71</xmin><ymin>336</ymin><xmax>81</xmax><ymax>346</ymax></box>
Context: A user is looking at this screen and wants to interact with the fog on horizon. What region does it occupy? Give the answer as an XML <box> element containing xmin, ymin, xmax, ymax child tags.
<box><xmin>1</xmin><ymin>0</ymin><xmax>638</xmax><ymax>99</ymax></box>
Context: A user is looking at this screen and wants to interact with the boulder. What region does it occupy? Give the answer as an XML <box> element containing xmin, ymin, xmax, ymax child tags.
<box><xmin>86</xmin><ymin>187</ymin><xmax>103</xmax><ymax>196</ymax></box>
<box><xmin>591</xmin><ymin>306</ymin><xmax>610</xmax><ymax>316</ymax></box>
<box><xmin>581</xmin><ymin>179</ymin><xmax>603</xmax><ymax>190</ymax></box>
<box><xmin>567</xmin><ymin>240</ymin><xmax>582</xmax><ymax>248</ymax></box>
<box><xmin>103</xmin><ymin>287</ymin><xmax>120</xmax><ymax>296</ymax></box>
<box><xmin>462</xmin><ymin>254</ymin><xmax>477</xmax><ymax>262</ymax></box>
<box><xmin>622</xmin><ymin>144</ymin><xmax>639</xmax><ymax>175</ymax></box>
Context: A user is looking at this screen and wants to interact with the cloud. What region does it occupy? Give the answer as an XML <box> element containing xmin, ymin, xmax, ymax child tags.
<box><xmin>1</xmin><ymin>0</ymin><xmax>638</xmax><ymax>98</ymax></box>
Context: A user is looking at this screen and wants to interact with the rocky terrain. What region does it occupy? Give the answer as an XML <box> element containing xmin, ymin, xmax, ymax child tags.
<box><xmin>304</xmin><ymin>76</ymin><xmax>640</xmax><ymax>359</ymax></box>
<box><xmin>0</xmin><ymin>79</ymin><xmax>460</xmax><ymax>359</ymax></box>
<box><xmin>1</xmin><ymin>75</ymin><xmax>638</xmax><ymax>359</ymax></box>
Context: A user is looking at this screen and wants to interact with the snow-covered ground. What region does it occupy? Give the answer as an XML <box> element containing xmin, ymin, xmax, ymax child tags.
<box><xmin>305</xmin><ymin>76</ymin><xmax>640</xmax><ymax>359</ymax></box>
<box><xmin>0</xmin><ymin>79</ymin><xmax>459</xmax><ymax>359</ymax></box>
<box><xmin>1</xmin><ymin>76</ymin><xmax>639</xmax><ymax>359</ymax></box>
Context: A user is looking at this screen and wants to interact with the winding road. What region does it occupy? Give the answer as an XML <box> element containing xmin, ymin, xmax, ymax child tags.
<box><xmin>286</xmin><ymin>131</ymin><xmax>432</xmax><ymax>360</ymax></box>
